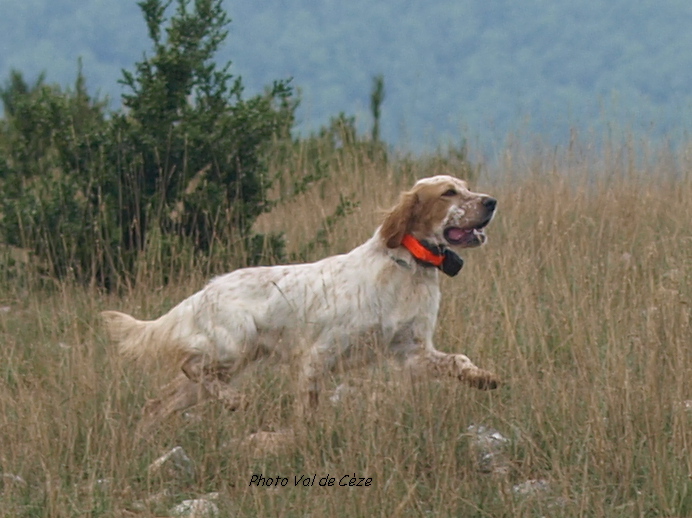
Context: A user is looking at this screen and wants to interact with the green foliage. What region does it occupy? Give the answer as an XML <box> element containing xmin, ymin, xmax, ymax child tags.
<box><xmin>113</xmin><ymin>0</ymin><xmax>295</xmax><ymax>265</ymax></box>
<box><xmin>0</xmin><ymin>0</ymin><xmax>297</xmax><ymax>286</ymax></box>
<box><xmin>0</xmin><ymin>66</ymin><xmax>113</xmax><ymax>283</ymax></box>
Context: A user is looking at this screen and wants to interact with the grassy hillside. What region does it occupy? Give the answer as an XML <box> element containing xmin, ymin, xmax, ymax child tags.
<box><xmin>0</xmin><ymin>138</ymin><xmax>691</xmax><ymax>516</ymax></box>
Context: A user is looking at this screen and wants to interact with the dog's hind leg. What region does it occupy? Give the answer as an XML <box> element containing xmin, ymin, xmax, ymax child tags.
<box><xmin>137</xmin><ymin>373</ymin><xmax>212</xmax><ymax>437</ymax></box>
<box><xmin>180</xmin><ymin>355</ymin><xmax>248</xmax><ymax>411</ymax></box>
<box><xmin>137</xmin><ymin>355</ymin><xmax>248</xmax><ymax>436</ymax></box>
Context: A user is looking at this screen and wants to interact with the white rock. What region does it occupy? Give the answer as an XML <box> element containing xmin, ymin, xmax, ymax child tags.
<box><xmin>512</xmin><ymin>478</ymin><xmax>550</xmax><ymax>496</ymax></box>
<box><xmin>467</xmin><ymin>424</ymin><xmax>510</xmax><ymax>448</ymax></box>
<box><xmin>675</xmin><ymin>400</ymin><xmax>692</xmax><ymax>412</ymax></box>
<box><xmin>466</xmin><ymin>424</ymin><xmax>511</xmax><ymax>474</ymax></box>
<box><xmin>148</xmin><ymin>446</ymin><xmax>194</xmax><ymax>482</ymax></box>
<box><xmin>1</xmin><ymin>473</ymin><xmax>27</xmax><ymax>487</ymax></box>
<box><xmin>329</xmin><ymin>383</ymin><xmax>357</xmax><ymax>403</ymax></box>
<box><xmin>171</xmin><ymin>498</ymin><xmax>219</xmax><ymax>517</ymax></box>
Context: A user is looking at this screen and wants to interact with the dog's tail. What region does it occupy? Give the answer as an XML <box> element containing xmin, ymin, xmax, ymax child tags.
<box><xmin>101</xmin><ymin>301</ymin><xmax>198</xmax><ymax>364</ymax></box>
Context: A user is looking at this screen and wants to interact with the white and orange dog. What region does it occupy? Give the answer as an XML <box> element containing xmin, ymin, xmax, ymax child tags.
<box><xmin>103</xmin><ymin>175</ymin><xmax>499</xmax><ymax>427</ymax></box>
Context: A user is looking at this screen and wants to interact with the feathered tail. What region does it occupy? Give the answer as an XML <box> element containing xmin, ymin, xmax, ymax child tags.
<box><xmin>101</xmin><ymin>302</ymin><xmax>198</xmax><ymax>364</ymax></box>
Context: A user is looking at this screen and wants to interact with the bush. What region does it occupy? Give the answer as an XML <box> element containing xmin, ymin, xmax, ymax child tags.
<box><xmin>0</xmin><ymin>0</ymin><xmax>296</xmax><ymax>287</ymax></box>
<box><xmin>0</xmin><ymin>68</ymin><xmax>113</xmax><ymax>283</ymax></box>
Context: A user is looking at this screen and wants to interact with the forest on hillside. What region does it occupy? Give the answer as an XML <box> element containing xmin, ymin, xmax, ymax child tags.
<box><xmin>2</xmin><ymin>0</ymin><xmax>692</xmax><ymax>150</ymax></box>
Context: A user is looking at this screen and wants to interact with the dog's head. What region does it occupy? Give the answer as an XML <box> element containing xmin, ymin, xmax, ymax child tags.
<box><xmin>380</xmin><ymin>175</ymin><xmax>497</xmax><ymax>250</ymax></box>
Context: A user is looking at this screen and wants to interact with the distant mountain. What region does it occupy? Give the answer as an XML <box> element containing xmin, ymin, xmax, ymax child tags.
<box><xmin>2</xmin><ymin>0</ymin><xmax>692</xmax><ymax>151</ymax></box>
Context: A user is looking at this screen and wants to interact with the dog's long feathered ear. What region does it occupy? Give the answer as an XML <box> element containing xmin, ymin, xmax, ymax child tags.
<box><xmin>380</xmin><ymin>191</ymin><xmax>418</xmax><ymax>248</ymax></box>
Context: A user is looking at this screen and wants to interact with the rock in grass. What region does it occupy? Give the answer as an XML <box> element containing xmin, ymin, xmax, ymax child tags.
<box><xmin>147</xmin><ymin>446</ymin><xmax>194</xmax><ymax>483</ymax></box>
<box><xmin>466</xmin><ymin>424</ymin><xmax>511</xmax><ymax>474</ymax></box>
<box><xmin>1</xmin><ymin>473</ymin><xmax>27</xmax><ymax>488</ymax></box>
<box><xmin>512</xmin><ymin>478</ymin><xmax>551</xmax><ymax>496</ymax></box>
<box><xmin>171</xmin><ymin>498</ymin><xmax>219</xmax><ymax>517</ymax></box>
<box><xmin>329</xmin><ymin>382</ymin><xmax>357</xmax><ymax>403</ymax></box>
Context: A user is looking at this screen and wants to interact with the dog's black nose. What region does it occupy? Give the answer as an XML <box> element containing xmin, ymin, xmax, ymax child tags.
<box><xmin>482</xmin><ymin>197</ymin><xmax>497</xmax><ymax>212</ymax></box>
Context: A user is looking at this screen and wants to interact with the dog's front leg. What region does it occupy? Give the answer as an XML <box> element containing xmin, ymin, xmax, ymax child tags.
<box><xmin>296</xmin><ymin>342</ymin><xmax>338</xmax><ymax>414</ymax></box>
<box><xmin>405</xmin><ymin>348</ymin><xmax>500</xmax><ymax>390</ymax></box>
<box><xmin>297</xmin><ymin>360</ymin><xmax>322</xmax><ymax>414</ymax></box>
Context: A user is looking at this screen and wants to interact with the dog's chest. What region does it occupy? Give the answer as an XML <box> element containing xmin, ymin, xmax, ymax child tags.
<box><xmin>378</xmin><ymin>271</ymin><xmax>440</xmax><ymax>329</ymax></box>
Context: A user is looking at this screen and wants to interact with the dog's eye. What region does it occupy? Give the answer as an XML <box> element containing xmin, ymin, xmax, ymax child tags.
<box><xmin>442</xmin><ymin>189</ymin><xmax>457</xmax><ymax>197</ymax></box>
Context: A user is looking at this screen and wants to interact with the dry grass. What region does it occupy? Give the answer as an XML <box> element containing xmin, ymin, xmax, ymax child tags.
<box><xmin>1</xmin><ymin>138</ymin><xmax>692</xmax><ymax>517</ymax></box>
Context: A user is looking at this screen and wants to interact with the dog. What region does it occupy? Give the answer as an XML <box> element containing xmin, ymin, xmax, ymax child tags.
<box><xmin>102</xmin><ymin>175</ymin><xmax>499</xmax><ymax>429</ymax></box>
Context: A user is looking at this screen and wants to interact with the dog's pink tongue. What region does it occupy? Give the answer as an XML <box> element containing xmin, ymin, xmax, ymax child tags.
<box><xmin>446</xmin><ymin>228</ymin><xmax>468</xmax><ymax>242</ymax></box>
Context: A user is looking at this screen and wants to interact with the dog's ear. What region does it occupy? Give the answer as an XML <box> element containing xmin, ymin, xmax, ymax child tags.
<box><xmin>380</xmin><ymin>191</ymin><xmax>418</xmax><ymax>248</ymax></box>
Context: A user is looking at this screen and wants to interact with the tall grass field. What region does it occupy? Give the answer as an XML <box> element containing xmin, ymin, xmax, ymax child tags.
<box><xmin>1</xmin><ymin>138</ymin><xmax>691</xmax><ymax>517</ymax></box>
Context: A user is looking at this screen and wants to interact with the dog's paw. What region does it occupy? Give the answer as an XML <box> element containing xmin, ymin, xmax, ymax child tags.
<box><xmin>462</xmin><ymin>369</ymin><xmax>500</xmax><ymax>390</ymax></box>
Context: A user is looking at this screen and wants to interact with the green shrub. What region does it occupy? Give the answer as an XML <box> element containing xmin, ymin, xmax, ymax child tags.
<box><xmin>0</xmin><ymin>0</ymin><xmax>297</xmax><ymax>287</ymax></box>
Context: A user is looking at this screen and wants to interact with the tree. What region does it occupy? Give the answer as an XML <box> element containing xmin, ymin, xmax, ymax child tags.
<box><xmin>370</xmin><ymin>74</ymin><xmax>385</xmax><ymax>144</ymax></box>
<box><xmin>0</xmin><ymin>66</ymin><xmax>111</xmax><ymax>283</ymax></box>
<box><xmin>114</xmin><ymin>0</ymin><xmax>296</xmax><ymax>257</ymax></box>
<box><xmin>0</xmin><ymin>0</ymin><xmax>297</xmax><ymax>287</ymax></box>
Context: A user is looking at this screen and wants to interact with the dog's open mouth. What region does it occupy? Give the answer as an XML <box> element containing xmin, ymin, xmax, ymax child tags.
<box><xmin>443</xmin><ymin>226</ymin><xmax>486</xmax><ymax>247</ymax></box>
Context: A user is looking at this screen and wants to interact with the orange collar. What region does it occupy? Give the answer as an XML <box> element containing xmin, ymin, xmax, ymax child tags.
<box><xmin>400</xmin><ymin>234</ymin><xmax>445</xmax><ymax>267</ymax></box>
